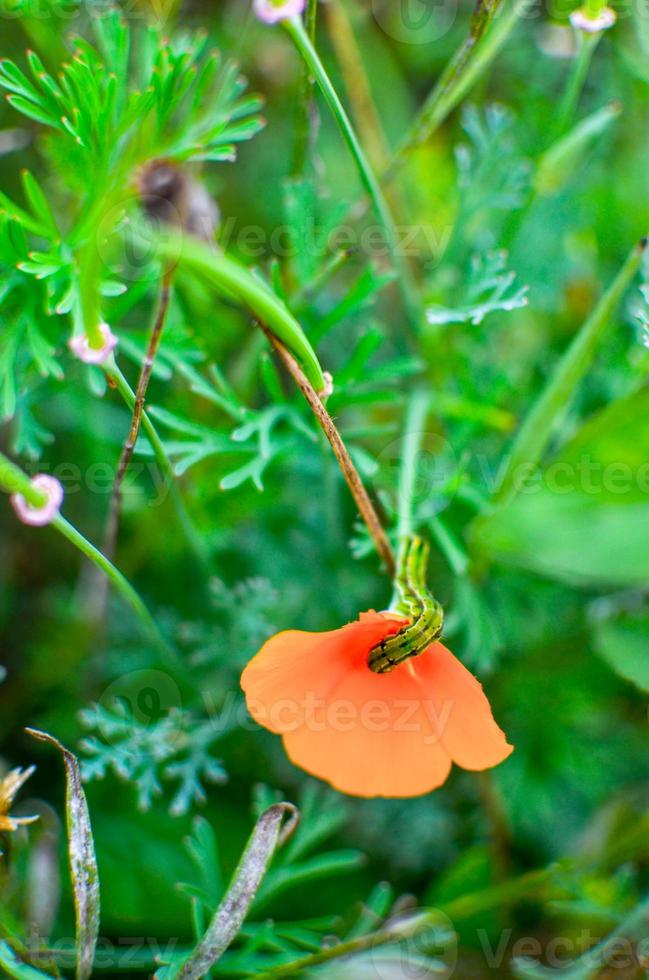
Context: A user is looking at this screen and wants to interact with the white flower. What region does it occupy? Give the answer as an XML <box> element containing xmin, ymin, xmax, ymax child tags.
<box><xmin>254</xmin><ymin>0</ymin><xmax>305</xmax><ymax>25</ymax></box>
<box><xmin>10</xmin><ymin>474</ymin><xmax>64</xmax><ymax>527</ymax></box>
<box><xmin>69</xmin><ymin>322</ymin><xmax>118</xmax><ymax>365</ymax></box>
<box><xmin>569</xmin><ymin>6</ymin><xmax>616</xmax><ymax>32</ymax></box>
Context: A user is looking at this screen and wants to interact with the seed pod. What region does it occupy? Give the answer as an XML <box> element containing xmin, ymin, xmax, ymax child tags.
<box><xmin>137</xmin><ymin>159</ymin><xmax>219</xmax><ymax>243</ymax></box>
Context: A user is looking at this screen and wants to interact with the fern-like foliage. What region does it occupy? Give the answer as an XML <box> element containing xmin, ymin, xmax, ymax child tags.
<box><xmin>0</xmin><ymin>8</ymin><xmax>263</xmax><ymax>453</ymax></box>
<box><xmin>79</xmin><ymin>701</ymin><xmax>228</xmax><ymax>816</ymax></box>
<box><xmin>427</xmin><ymin>250</ymin><xmax>528</xmax><ymax>327</ymax></box>
<box><xmin>157</xmin><ymin>784</ymin><xmax>453</xmax><ymax>978</ymax></box>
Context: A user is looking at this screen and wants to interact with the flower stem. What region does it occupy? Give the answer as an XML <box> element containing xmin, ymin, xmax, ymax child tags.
<box><xmin>390</xmin><ymin>389</ymin><xmax>431</xmax><ymax>604</ymax></box>
<box><xmin>396</xmin><ymin>389</ymin><xmax>431</xmax><ymax>546</ymax></box>
<box><xmin>0</xmin><ymin>452</ymin><xmax>47</xmax><ymax>504</ymax></box>
<box><xmin>291</xmin><ymin>0</ymin><xmax>318</xmax><ymax>177</ymax></box>
<box><xmin>552</xmin><ymin>32</ymin><xmax>600</xmax><ymax>139</ymax></box>
<box><xmin>105</xmin><ymin>361</ymin><xmax>211</xmax><ymax>575</ymax></box>
<box><xmin>260</xmin><ymin>323</ymin><xmax>396</xmax><ymax>577</ymax></box>
<box><xmin>104</xmin><ymin>270</ymin><xmax>173</xmax><ymax>563</ymax></box>
<box><xmin>53</xmin><ymin>516</ymin><xmax>167</xmax><ymax>650</ymax></box>
<box><xmin>494</xmin><ymin>237</ymin><xmax>647</xmax><ymax>506</ymax></box>
<box><xmin>323</xmin><ymin>0</ymin><xmax>391</xmax><ymax>173</ymax></box>
<box><xmin>0</xmin><ymin>450</ymin><xmax>166</xmax><ymax>651</ymax></box>
<box><xmin>386</xmin><ymin>0</ymin><xmax>532</xmax><ymax>181</ymax></box>
<box><xmin>284</xmin><ymin>15</ymin><xmax>421</xmax><ymax>335</ymax></box>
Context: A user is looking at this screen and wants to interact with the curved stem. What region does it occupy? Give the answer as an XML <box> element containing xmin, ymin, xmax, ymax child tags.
<box><xmin>0</xmin><ymin>450</ymin><xmax>167</xmax><ymax>652</ymax></box>
<box><xmin>390</xmin><ymin>388</ymin><xmax>431</xmax><ymax>604</ymax></box>
<box><xmin>53</xmin><ymin>516</ymin><xmax>167</xmax><ymax>651</ymax></box>
<box><xmin>148</xmin><ymin>230</ymin><xmax>327</xmax><ymax>393</ymax></box>
<box><xmin>260</xmin><ymin>323</ymin><xmax>396</xmax><ymax>577</ymax></box>
<box><xmin>284</xmin><ymin>15</ymin><xmax>421</xmax><ymax>335</ymax></box>
<box><xmin>324</xmin><ymin>0</ymin><xmax>391</xmax><ymax>173</ymax></box>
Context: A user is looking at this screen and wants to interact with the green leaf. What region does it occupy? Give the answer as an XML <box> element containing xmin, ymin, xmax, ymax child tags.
<box><xmin>168</xmin><ymin>804</ymin><xmax>298</xmax><ymax>980</ymax></box>
<box><xmin>534</xmin><ymin>102</ymin><xmax>622</xmax><ymax>197</ymax></box>
<box><xmin>26</xmin><ymin>729</ymin><xmax>100</xmax><ymax>980</ymax></box>
<box><xmin>593</xmin><ymin>614</ymin><xmax>649</xmax><ymax>692</ymax></box>
<box><xmin>493</xmin><ymin>240</ymin><xmax>645</xmax><ymax>505</ymax></box>
<box><xmin>20</xmin><ymin>170</ymin><xmax>58</xmax><ymax>238</ymax></box>
<box><xmin>6</xmin><ymin>94</ymin><xmax>59</xmax><ymax>128</ymax></box>
<box><xmin>472</xmin><ymin>387</ymin><xmax>649</xmax><ymax>586</ymax></box>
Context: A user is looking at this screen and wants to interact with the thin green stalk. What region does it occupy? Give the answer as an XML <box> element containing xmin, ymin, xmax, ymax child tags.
<box><xmin>325</xmin><ymin>0</ymin><xmax>392</xmax><ymax>173</ymax></box>
<box><xmin>0</xmin><ymin>452</ymin><xmax>48</xmax><ymax>505</ymax></box>
<box><xmin>396</xmin><ymin>389</ymin><xmax>431</xmax><ymax>544</ymax></box>
<box><xmin>254</xmin><ymin>910</ymin><xmax>443</xmax><ymax>979</ymax></box>
<box><xmin>552</xmin><ymin>32</ymin><xmax>600</xmax><ymax>139</ymax></box>
<box><xmin>390</xmin><ymin>389</ymin><xmax>431</xmax><ymax>603</ymax></box>
<box><xmin>291</xmin><ymin>0</ymin><xmax>318</xmax><ymax>176</ymax></box>
<box><xmin>388</xmin><ymin>0</ymin><xmax>534</xmax><ymax>179</ymax></box>
<box><xmin>0</xmin><ymin>450</ymin><xmax>166</xmax><ymax>651</ymax></box>
<box><xmin>284</xmin><ymin>16</ymin><xmax>422</xmax><ymax>334</ymax></box>
<box><xmin>106</xmin><ymin>361</ymin><xmax>211</xmax><ymax>575</ymax></box>
<box><xmin>428</xmin><ymin>514</ymin><xmax>469</xmax><ymax>576</ymax></box>
<box><xmin>494</xmin><ymin>238</ymin><xmax>647</xmax><ymax>506</ymax></box>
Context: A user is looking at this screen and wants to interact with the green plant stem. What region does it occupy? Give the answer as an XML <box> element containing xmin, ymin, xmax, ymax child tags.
<box><xmin>553</xmin><ymin>33</ymin><xmax>600</xmax><ymax>139</ymax></box>
<box><xmin>428</xmin><ymin>514</ymin><xmax>469</xmax><ymax>576</ymax></box>
<box><xmin>387</xmin><ymin>0</ymin><xmax>533</xmax><ymax>180</ymax></box>
<box><xmin>254</xmin><ymin>911</ymin><xmax>443</xmax><ymax>979</ymax></box>
<box><xmin>105</xmin><ymin>361</ymin><xmax>211</xmax><ymax>575</ymax></box>
<box><xmin>0</xmin><ymin>450</ymin><xmax>166</xmax><ymax>650</ymax></box>
<box><xmin>494</xmin><ymin>238</ymin><xmax>647</xmax><ymax>506</ymax></box>
<box><xmin>396</xmin><ymin>389</ymin><xmax>431</xmax><ymax>544</ymax></box>
<box><xmin>390</xmin><ymin>389</ymin><xmax>431</xmax><ymax>603</ymax></box>
<box><xmin>0</xmin><ymin>452</ymin><xmax>48</xmax><ymax>505</ymax></box>
<box><xmin>324</xmin><ymin>0</ymin><xmax>391</xmax><ymax>173</ymax></box>
<box><xmin>284</xmin><ymin>15</ymin><xmax>422</xmax><ymax>335</ymax></box>
<box><xmin>291</xmin><ymin>0</ymin><xmax>318</xmax><ymax>176</ymax></box>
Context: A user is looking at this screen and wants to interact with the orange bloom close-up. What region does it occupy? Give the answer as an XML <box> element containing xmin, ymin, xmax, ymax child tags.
<box><xmin>241</xmin><ymin>610</ymin><xmax>513</xmax><ymax>798</ymax></box>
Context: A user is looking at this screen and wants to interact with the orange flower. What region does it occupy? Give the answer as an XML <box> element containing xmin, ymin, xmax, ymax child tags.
<box><xmin>241</xmin><ymin>610</ymin><xmax>513</xmax><ymax>798</ymax></box>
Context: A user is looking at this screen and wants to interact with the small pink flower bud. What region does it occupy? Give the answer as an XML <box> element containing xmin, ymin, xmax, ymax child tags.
<box><xmin>569</xmin><ymin>6</ymin><xmax>616</xmax><ymax>32</ymax></box>
<box><xmin>69</xmin><ymin>322</ymin><xmax>118</xmax><ymax>365</ymax></box>
<box><xmin>254</xmin><ymin>0</ymin><xmax>305</xmax><ymax>24</ymax></box>
<box><xmin>10</xmin><ymin>474</ymin><xmax>64</xmax><ymax>527</ymax></box>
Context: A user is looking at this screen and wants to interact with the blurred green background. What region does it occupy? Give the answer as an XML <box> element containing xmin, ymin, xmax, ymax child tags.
<box><xmin>0</xmin><ymin>0</ymin><xmax>648</xmax><ymax>976</ymax></box>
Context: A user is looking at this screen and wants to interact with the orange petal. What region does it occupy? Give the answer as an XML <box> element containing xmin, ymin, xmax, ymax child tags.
<box><xmin>282</xmin><ymin>661</ymin><xmax>452</xmax><ymax>797</ymax></box>
<box><xmin>241</xmin><ymin>611</ymin><xmax>404</xmax><ymax>734</ymax></box>
<box><xmin>242</xmin><ymin>612</ymin><xmax>452</xmax><ymax>798</ymax></box>
<box><xmin>411</xmin><ymin>642</ymin><xmax>513</xmax><ymax>771</ymax></box>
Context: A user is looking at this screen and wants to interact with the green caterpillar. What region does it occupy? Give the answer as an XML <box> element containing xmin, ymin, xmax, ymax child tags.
<box><xmin>368</xmin><ymin>535</ymin><xmax>444</xmax><ymax>674</ymax></box>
